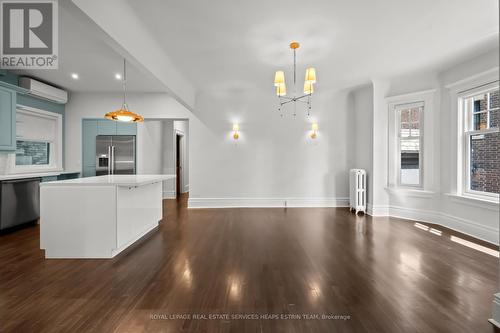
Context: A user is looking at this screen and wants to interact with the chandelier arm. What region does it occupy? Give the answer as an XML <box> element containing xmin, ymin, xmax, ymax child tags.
<box><xmin>293</xmin><ymin>99</ymin><xmax>309</xmax><ymax>104</ymax></box>
<box><xmin>280</xmin><ymin>99</ymin><xmax>296</xmax><ymax>107</ymax></box>
<box><xmin>294</xmin><ymin>94</ymin><xmax>312</xmax><ymax>101</ymax></box>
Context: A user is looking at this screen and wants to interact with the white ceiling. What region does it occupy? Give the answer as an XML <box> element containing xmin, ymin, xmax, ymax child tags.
<box><xmin>12</xmin><ymin>1</ymin><xmax>164</xmax><ymax>93</ymax></box>
<box><xmin>127</xmin><ymin>0</ymin><xmax>499</xmax><ymax>93</ymax></box>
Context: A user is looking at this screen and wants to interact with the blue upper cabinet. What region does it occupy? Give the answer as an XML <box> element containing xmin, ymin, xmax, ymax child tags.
<box><xmin>0</xmin><ymin>86</ymin><xmax>16</xmax><ymax>151</ymax></box>
<box><xmin>116</xmin><ymin>122</ymin><xmax>137</xmax><ymax>135</ymax></box>
<box><xmin>97</xmin><ymin>119</ymin><xmax>117</xmax><ymax>135</ymax></box>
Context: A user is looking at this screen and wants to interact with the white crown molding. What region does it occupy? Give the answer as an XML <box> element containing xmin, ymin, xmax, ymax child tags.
<box><xmin>444</xmin><ymin>67</ymin><xmax>499</xmax><ymax>91</ymax></box>
<box><xmin>188</xmin><ymin>197</ymin><xmax>349</xmax><ymax>209</ymax></box>
<box><xmin>385</xmin><ymin>89</ymin><xmax>437</xmax><ymax>103</ymax></box>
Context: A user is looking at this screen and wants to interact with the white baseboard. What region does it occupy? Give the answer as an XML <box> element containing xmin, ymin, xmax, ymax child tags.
<box><xmin>367</xmin><ymin>203</ymin><xmax>389</xmax><ymax>216</ymax></box>
<box><xmin>163</xmin><ymin>190</ymin><xmax>176</xmax><ymax>199</ymax></box>
<box><xmin>188</xmin><ymin>197</ymin><xmax>349</xmax><ymax>209</ymax></box>
<box><xmin>367</xmin><ymin>204</ymin><xmax>499</xmax><ymax>245</ymax></box>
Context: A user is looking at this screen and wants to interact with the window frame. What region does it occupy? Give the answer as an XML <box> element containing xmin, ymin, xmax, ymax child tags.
<box><xmin>395</xmin><ymin>102</ymin><xmax>424</xmax><ymax>188</ymax></box>
<box><xmin>459</xmin><ymin>82</ymin><xmax>499</xmax><ymax>201</ymax></box>
<box><xmin>6</xmin><ymin>105</ymin><xmax>63</xmax><ymax>175</ymax></box>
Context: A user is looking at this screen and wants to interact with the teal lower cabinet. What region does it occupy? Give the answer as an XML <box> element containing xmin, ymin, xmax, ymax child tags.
<box><xmin>41</xmin><ymin>176</ymin><xmax>58</xmax><ymax>182</ymax></box>
<box><xmin>57</xmin><ymin>172</ymin><xmax>80</xmax><ymax>180</ymax></box>
<box><xmin>82</xmin><ymin>119</ymin><xmax>137</xmax><ymax>177</ymax></box>
<box><xmin>0</xmin><ymin>86</ymin><xmax>16</xmax><ymax>151</ymax></box>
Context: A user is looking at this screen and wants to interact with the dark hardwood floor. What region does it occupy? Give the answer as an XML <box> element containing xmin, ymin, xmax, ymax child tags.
<box><xmin>0</xmin><ymin>194</ymin><xmax>498</xmax><ymax>332</ymax></box>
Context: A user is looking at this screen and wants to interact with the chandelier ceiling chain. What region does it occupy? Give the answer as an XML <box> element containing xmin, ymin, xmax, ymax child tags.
<box><xmin>274</xmin><ymin>41</ymin><xmax>316</xmax><ymax>118</ymax></box>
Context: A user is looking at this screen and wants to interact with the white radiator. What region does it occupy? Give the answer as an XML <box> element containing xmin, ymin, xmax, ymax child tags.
<box><xmin>349</xmin><ymin>169</ymin><xmax>366</xmax><ymax>214</ymax></box>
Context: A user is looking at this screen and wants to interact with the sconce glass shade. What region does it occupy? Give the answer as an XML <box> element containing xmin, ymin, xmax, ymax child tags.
<box><xmin>232</xmin><ymin>124</ymin><xmax>239</xmax><ymax>131</ymax></box>
<box><xmin>305</xmin><ymin>67</ymin><xmax>316</xmax><ymax>84</ymax></box>
<box><xmin>304</xmin><ymin>81</ymin><xmax>314</xmax><ymax>95</ymax></box>
<box><xmin>274</xmin><ymin>71</ymin><xmax>285</xmax><ymax>86</ymax></box>
<box><xmin>276</xmin><ymin>84</ymin><xmax>286</xmax><ymax>96</ymax></box>
<box><xmin>105</xmin><ymin>108</ymin><xmax>144</xmax><ymax>122</ymax></box>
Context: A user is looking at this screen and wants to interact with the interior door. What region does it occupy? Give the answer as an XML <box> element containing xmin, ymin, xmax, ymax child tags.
<box><xmin>112</xmin><ymin>136</ymin><xmax>135</xmax><ymax>175</ymax></box>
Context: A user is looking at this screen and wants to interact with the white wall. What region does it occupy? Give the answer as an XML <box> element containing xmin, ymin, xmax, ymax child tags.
<box><xmin>137</xmin><ymin>120</ymin><xmax>163</xmax><ymax>174</ymax></box>
<box><xmin>352</xmin><ymin>84</ymin><xmax>373</xmax><ymax>203</ymax></box>
<box><xmin>188</xmin><ymin>88</ymin><xmax>355</xmax><ymax>207</ymax></box>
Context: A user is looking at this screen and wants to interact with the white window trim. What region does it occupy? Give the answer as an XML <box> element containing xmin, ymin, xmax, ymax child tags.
<box><xmin>386</xmin><ymin>89</ymin><xmax>435</xmax><ymax>191</ymax></box>
<box><xmin>6</xmin><ymin>105</ymin><xmax>63</xmax><ymax>175</ymax></box>
<box><xmin>458</xmin><ymin>82</ymin><xmax>499</xmax><ymax>201</ymax></box>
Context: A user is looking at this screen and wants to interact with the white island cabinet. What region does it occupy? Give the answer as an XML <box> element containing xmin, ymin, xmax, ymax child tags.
<box><xmin>40</xmin><ymin>175</ymin><xmax>175</xmax><ymax>259</ymax></box>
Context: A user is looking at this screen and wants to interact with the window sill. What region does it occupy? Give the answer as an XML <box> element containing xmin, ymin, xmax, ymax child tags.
<box><xmin>444</xmin><ymin>193</ymin><xmax>499</xmax><ymax>211</ymax></box>
<box><xmin>385</xmin><ymin>187</ymin><xmax>436</xmax><ymax>198</ymax></box>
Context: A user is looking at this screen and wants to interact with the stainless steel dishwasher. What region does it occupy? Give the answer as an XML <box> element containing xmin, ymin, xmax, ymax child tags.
<box><xmin>0</xmin><ymin>178</ymin><xmax>41</xmax><ymax>230</ymax></box>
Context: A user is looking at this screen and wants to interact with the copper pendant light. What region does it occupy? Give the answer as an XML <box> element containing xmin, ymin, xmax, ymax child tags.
<box><xmin>104</xmin><ymin>58</ymin><xmax>144</xmax><ymax>123</ymax></box>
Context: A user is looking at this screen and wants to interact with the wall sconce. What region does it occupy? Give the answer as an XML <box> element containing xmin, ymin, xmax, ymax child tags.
<box><xmin>232</xmin><ymin>124</ymin><xmax>240</xmax><ymax>140</ymax></box>
<box><xmin>310</xmin><ymin>122</ymin><xmax>318</xmax><ymax>139</ymax></box>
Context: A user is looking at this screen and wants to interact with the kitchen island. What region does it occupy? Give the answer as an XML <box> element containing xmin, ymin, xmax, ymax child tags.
<box><xmin>40</xmin><ymin>175</ymin><xmax>174</xmax><ymax>258</ymax></box>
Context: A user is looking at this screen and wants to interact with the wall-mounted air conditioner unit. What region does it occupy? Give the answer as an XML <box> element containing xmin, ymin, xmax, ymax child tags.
<box><xmin>18</xmin><ymin>77</ymin><xmax>68</xmax><ymax>104</ymax></box>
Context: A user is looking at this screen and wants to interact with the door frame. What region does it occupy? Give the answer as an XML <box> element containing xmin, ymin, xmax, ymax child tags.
<box><xmin>174</xmin><ymin>129</ymin><xmax>186</xmax><ymax>195</ymax></box>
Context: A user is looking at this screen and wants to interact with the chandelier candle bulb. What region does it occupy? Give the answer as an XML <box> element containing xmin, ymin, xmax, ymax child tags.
<box><xmin>276</xmin><ymin>84</ymin><xmax>287</xmax><ymax>96</ymax></box>
<box><xmin>274</xmin><ymin>71</ymin><xmax>285</xmax><ymax>86</ymax></box>
<box><xmin>304</xmin><ymin>81</ymin><xmax>314</xmax><ymax>95</ymax></box>
<box><xmin>305</xmin><ymin>67</ymin><xmax>316</xmax><ymax>83</ymax></box>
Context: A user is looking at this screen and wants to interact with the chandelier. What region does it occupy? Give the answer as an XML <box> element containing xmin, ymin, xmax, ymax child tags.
<box><xmin>274</xmin><ymin>41</ymin><xmax>316</xmax><ymax>117</ymax></box>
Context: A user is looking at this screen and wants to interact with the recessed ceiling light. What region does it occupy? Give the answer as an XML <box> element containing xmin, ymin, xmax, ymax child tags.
<box><xmin>115</xmin><ymin>73</ymin><xmax>122</xmax><ymax>80</ymax></box>
<box><xmin>71</xmin><ymin>73</ymin><xmax>79</xmax><ymax>79</ymax></box>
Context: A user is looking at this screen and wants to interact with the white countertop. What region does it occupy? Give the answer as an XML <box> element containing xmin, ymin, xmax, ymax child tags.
<box><xmin>0</xmin><ymin>170</ymin><xmax>80</xmax><ymax>181</ymax></box>
<box><xmin>39</xmin><ymin>174</ymin><xmax>175</xmax><ymax>187</ymax></box>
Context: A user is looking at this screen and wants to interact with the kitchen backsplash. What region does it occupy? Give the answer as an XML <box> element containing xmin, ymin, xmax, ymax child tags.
<box><xmin>0</xmin><ymin>153</ymin><xmax>8</xmax><ymax>175</ymax></box>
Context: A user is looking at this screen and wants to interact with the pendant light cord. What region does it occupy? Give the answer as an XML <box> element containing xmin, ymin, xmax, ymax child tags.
<box><xmin>122</xmin><ymin>58</ymin><xmax>128</xmax><ymax>110</ymax></box>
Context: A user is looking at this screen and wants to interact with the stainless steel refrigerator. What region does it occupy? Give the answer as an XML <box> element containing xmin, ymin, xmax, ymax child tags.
<box><xmin>96</xmin><ymin>135</ymin><xmax>136</xmax><ymax>175</ymax></box>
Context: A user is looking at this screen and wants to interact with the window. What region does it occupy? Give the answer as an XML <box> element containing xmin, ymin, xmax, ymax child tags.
<box><xmin>16</xmin><ymin>141</ymin><xmax>51</xmax><ymax>165</ymax></box>
<box><xmin>7</xmin><ymin>106</ymin><xmax>62</xmax><ymax>174</ymax></box>
<box><xmin>461</xmin><ymin>85</ymin><xmax>499</xmax><ymax>199</ymax></box>
<box><xmin>397</xmin><ymin>103</ymin><xmax>423</xmax><ymax>187</ymax></box>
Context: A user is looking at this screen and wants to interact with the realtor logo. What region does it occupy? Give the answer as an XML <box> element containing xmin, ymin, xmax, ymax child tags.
<box><xmin>0</xmin><ymin>0</ymin><xmax>58</xmax><ymax>69</ymax></box>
